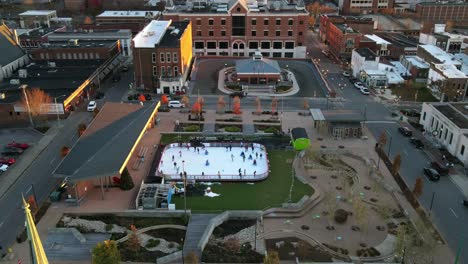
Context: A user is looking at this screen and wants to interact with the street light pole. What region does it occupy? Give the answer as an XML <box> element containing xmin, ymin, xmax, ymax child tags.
<box><xmin>20</xmin><ymin>85</ymin><xmax>34</xmax><ymax>127</ymax></box>
<box><xmin>54</xmin><ymin>94</ymin><xmax>66</xmax><ymax>126</ymax></box>
<box><xmin>182</xmin><ymin>160</ymin><xmax>187</xmax><ymax>219</ymax></box>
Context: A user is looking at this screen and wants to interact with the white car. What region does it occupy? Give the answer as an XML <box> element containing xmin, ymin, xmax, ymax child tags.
<box><xmin>0</xmin><ymin>164</ymin><xmax>8</xmax><ymax>172</ymax></box>
<box><xmin>342</xmin><ymin>71</ymin><xmax>350</xmax><ymax>77</ymax></box>
<box><xmin>87</xmin><ymin>101</ymin><xmax>97</xmax><ymax>112</ymax></box>
<box><xmin>354</xmin><ymin>82</ymin><xmax>365</xmax><ymax>89</ymax></box>
<box><xmin>360</xmin><ymin>87</ymin><xmax>370</xmax><ymax>95</ymax></box>
<box><xmin>168</xmin><ymin>100</ymin><xmax>184</xmax><ymax>108</ymax></box>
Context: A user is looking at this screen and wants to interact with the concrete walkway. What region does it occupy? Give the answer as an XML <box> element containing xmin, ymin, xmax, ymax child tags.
<box><xmin>183</xmin><ymin>214</ymin><xmax>218</xmax><ymax>258</ymax></box>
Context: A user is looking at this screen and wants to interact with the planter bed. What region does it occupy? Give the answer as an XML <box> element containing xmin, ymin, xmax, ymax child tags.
<box><xmin>175</xmin><ymin>123</ymin><xmax>203</xmax><ymax>132</ymax></box>
<box><xmin>255</xmin><ymin>125</ymin><xmax>281</xmax><ymax>134</ymax></box>
<box><xmin>215</xmin><ymin>124</ymin><xmax>243</xmax><ymax>133</ymax></box>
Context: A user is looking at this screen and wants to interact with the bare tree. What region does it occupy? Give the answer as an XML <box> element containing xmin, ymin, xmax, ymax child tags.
<box><xmin>271</xmin><ymin>97</ymin><xmax>278</xmax><ymax>113</ymax></box>
<box><xmin>60</xmin><ymin>145</ymin><xmax>70</xmax><ymax>157</ymax></box>
<box><xmin>77</xmin><ymin>123</ymin><xmax>87</xmax><ymax>137</ymax></box>
<box><xmin>255</xmin><ymin>97</ymin><xmax>262</xmax><ymax>114</ymax></box>
<box><xmin>392</xmin><ymin>154</ymin><xmax>402</xmax><ymax>175</ymax></box>
<box><xmin>184</xmin><ymin>251</ymin><xmax>199</xmax><ymax>264</ymax></box>
<box><xmin>302</xmin><ymin>98</ymin><xmax>310</xmax><ymax>110</ymax></box>
<box><xmin>232</xmin><ymin>96</ymin><xmax>241</xmax><ymax>114</ymax></box>
<box><xmin>21</xmin><ymin>87</ymin><xmax>52</xmax><ymax>125</ymax></box>
<box><xmin>217</xmin><ymin>96</ymin><xmax>226</xmax><ymax>113</ymax></box>
<box><xmin>181</xmin><ymin>95</ymin><xmax>190</xmax><ymax>108</ymax></box>
<box><xmin>413</xmin><ymin>177</ymin><xmax>424</xmax><ymax>198</ymax></box>
<box><xmin>378</xmin><ymin>132</ymin><xmax>387</xmax><ymax>148</ymax></box>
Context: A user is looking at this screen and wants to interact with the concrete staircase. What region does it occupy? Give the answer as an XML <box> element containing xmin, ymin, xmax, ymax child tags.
<box><xmin>242</xmin><ymin>124</ymin><xmax>256</xmax><ymax>134</ymax></box>
<box><xmin>183</xmin><ymin>214</ymin><xmax>217</xmax><ymax>259</ymax></box>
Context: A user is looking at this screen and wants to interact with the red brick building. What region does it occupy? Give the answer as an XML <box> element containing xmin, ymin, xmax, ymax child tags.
<box><xmin>78</xmin><ymin>11</ymin><xmax>160</xmax><ymax>35</ymax></box>
<box><xmin>416</xmin><ymin>1</ymin><xmax>468</xmax><ymax>25</ymax></box>
<box><xmin>339</xmin><ymin>0</ymin><xmax>394</xmax><ymax>15</ymax></box>
<box><xmin>132</xmin><ymin>20</ymin><xmax>192</xmax><ymax>93</ymax></box>
<box><xmin>163</xmin><ymin>0</ymin><xmax>308</xmax><ymax>58</ymax></box>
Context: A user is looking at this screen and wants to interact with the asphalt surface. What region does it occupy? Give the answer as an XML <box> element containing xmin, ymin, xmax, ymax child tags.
<box><xmin>190</xmin><ymin>58</ymin><xmax>326</xmax><ymax>97</ymax></box>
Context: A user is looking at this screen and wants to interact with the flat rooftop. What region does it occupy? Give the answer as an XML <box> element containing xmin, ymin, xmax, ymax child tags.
<box><xmin>0</xmin><ymin>61</ymin><xmax>101</xmax><ymax>104</ymax></box>
<box><xmin>354</xmin><ymin>48</ymin><xmax>377</xmax><ymax>61</ymax></box>
<box><xmin>365</xmin><ymin>34</ymin><xmax>391</xmax><ymax>45</ymax></box>
<box><xmin>419</xmin><ymin>45</ymin><xmax>461</xmax><ymax>65</ymax></box>
<box><xmin>97</xmin><ymin>10</ymin><xmax>159</xmax><ymax>18</ymax></box>
<box><xmin>18</xmin><ymin>27</ymin><xmax>61</xmax><ymax>38</ymax></box>
<box><xmin>166</xmin><ymin>0</ymin><xmax>307</xmax><ymax>14</ymax></box>
<box><xmin>434</xmin><ymin>64</ymin><xmax>467</xmax><ymax>79</ymax></box>
<box><xmin>48</xmin><ymin>29</ymin><xmax>132</xmax><ymax>39</ymax></box>
<box><xmin>404</xmin><ymin>56</ymin><xmax>430</xmax><ymax>69</ymax></box>
<box><xmin>19</xmin><ymin>10</ymin><xmax>56</xmax><ymax>16</ymax></box>
<box><xmin>418</xmin><ymin>1</ymin><xmax>468</xmax><ymax>6</ymax></box>
<box><xmin>377</xmin><ymin>33</ymin><xmax>418</xmax><ymax>48</ymax></box>
<box><xmin>47</xmin><ymin>39</ymin><xmax>117</xmax><ymax>48</ymax></box>
<box><xmin>133</xmin><ymin>20</ymin><xmax>188</xmax><ymax>48</ymax></box>
<box><xmin>335</xmin><ymin>23</ymin><xmax>357</xmax><ymax>33</ymax></box>
<box><xmin>434</xmin><ymin>103</ymin><xmax>468</xmax><ymax>129</ymax></box>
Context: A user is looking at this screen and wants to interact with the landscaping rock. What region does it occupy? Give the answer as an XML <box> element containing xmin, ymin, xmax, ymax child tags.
<box><xmin>64</xmin><ymin>218</ymin><xmax>126</xmax><ymax>234</ymax></box>
<box><xmin>291</xmin><ymin>242</ymin><xmax>298</xmax><ymax>248</ymax></box>
<box><xmin>275</xmin><ymin>241</ymin><xmax>285</xmax><ymax>248</ymax></box>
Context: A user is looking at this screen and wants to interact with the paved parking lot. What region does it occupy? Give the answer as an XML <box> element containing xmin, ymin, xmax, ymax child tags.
<box><xmin>190</xmin><ymin>58</ymin><xmax>326</xmax><ymax>98</ymax></box>
<box><xmin>0</xmin><ymin>128</ymin><xmax>43</xmax><ymax>147</ymax></box>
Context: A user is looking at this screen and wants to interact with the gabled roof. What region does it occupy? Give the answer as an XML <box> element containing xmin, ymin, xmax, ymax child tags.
<box><xmin>291</xmin><ymin>127</ymin><xmax>308</xmax><ymax>140</ymax></box>
<box><xmin>54</xmin><ymin>102</ymin><xmax>159</xmax><ymax>182</ymax></box>
<box><xmin>0</xmin><ymin>24</ymin><xmax>26</xmax><ymax>66</ymax></box>
<box><xmin>235</xmin><ymin>57</ymin><xmax>281</xmax><ymax>75</ymax></box>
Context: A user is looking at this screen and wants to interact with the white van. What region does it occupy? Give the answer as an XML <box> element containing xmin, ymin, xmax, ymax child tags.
<box><xmin>168</xmin><ymin>100</ymin><xmax>184</xmax><ymax>108</ymax></box>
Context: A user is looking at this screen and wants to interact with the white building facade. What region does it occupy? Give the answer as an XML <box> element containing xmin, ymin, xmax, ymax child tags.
<box><xmin>351</xmin><ymin>48</ymin><xmax>379</xmax><ymax>78</ymax></box>
<box><xmin>420</xmin><ymin>102</ymin><xmax>468</xmax><ymax>165</ymax></box>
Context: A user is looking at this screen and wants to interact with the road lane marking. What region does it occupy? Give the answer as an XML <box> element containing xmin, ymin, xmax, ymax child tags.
<box><xmin>449</xmin><ymin>208</ymin><xmax>458</xmax><ymax>218</ymax></box>
<box><xmin>403</xmin><ymin>150</ymin><xmax>408</xmax><ymax>157</ymax></box>
<box><xmin>50</xmin><ymin>157</ymin><xmax>56</xmax><ymax>165</ymax></box>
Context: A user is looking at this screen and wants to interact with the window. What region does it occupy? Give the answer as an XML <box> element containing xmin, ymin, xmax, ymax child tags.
<box><xmin>207</xmin><ymin>41</ymin><xmax>216</xmax><ymax>49</ymax></box>
<box><xmin>252</xmin><ymin>19</ymin><xmax>256</xmax><ymax>25</ymax></box>
<box><xmin>299</xmin><ymin>20</ymin><xmax>304</xmax><ymax>25</ymax></box>
<box><xmin>73</xmin><ymin>53</ymin><xmax>77</xmax><ymax>59</ymax></box>
<box><xmin>276</xmin><ymin>18</ymin><xmax>281</xmax><ymax>25</ymax></box>
<box><xmin>288</xmin><ymin>19</ymin><xmax>293</xmax><ymax>25</ymax></box>
<box><xmin>285</xmin><ymin>52</ymin><xmax>294</xmax><ymax>58</ymax></box>
<box><xmin>449</xmin><ymin>133</ymin><xmax>453</xmax><ymax>144</ymax></box>
<box><xmin>196</xmin><ymin>30</ymin><xmax>202</xmax><ymax>36</ymax></box>
<box><xmin>89</xmin><ymin>53</ymin><xmax>94</xmax><ymax>59</ymax></box>
<box><xmin>173</xmin><ymin>53</ymin><xmax>178</xmax><ymax>63</ymax></box>
<box><xmin>298</xmin><ymin>42</ymin><xmax>302</xmax><ymax>46</ymax></box>
<box><xmin>273</xmin><ymin>52</ymin><xmax>281</xmax><ymax>58</ymax></box>
<box><xmin>167</xmin><ymin>66</ymin><xmax>172</xmax><ymax>76</ymax></box>
<box><xmin>237</xmin><ymin>7</ymin><xmax>241</xmax><ymax>12</ymax></box>
<box><xmin>461</xmin><ymin>145</ymin><xmax>465</xmax><ymax>156</ymax></box>
<box><xmin>219</xmin><ymin>41</ymin><xmax>228</xmax><ymax>49</ymax></box>
<box><xmin>423</xmin><ymin>112</ymin><xmax>426</xmax><ymax>120</ymax></box>
<box><xmin>261</xmin><ymin>52</ymin><xmax>270</xmax><ymax>57</ymax></box>
<box><xmin>264</xmin><ymin>19</ymin><xmax>269</xmax><ymax>25</ymax></box>
<box><xmin>196</xmin><ymin>19</ymin><xmax>201</xmax><ymax>25</ymax></box>
<box><xmin>431</xmin><ymin>117</ymin><xmax>434</xmax><ymax>127</ymax></box>
<box><xmin>208</xmin><ymin>19</ymin><xmax>214</xmax><ymax>25</ymax></box>
<box><xmin>251</xmin><ymin>30</ymin><xmax>256</xmax><ymax>36</ymax></box>
<box><xmin>444</xmin><ymin>129</ymin><xmax>448</xmax><ymax>140</ymax></box>
<box><xmin>174</xmin><ymin>66</ymin><xmax>178</xmax><ymax>76</ymax></box>
<box><xmin>161</xmin><ymin>66</ymin><xmax>166</xmax><ymax>77</ymax></box>
<box><xmin>232</xmin><ymin>16</ymin><xmax>246</xmax><ymax>36</ymax></box>
<box><xmin>273</xmin><ymin>42</ymin><xmax>282</xmax><ymax>49</ymax></box>
<box><xmin>195</xmin><ymin>42</ymin><xmax>204</xmax><ymax>49</ymax></box>
<box><xmin>288</xmin><ymin>30</ymin><xmax>292</xmax><ymax>36</ymax></box>
<box><xmin>152</xmin><ymin>52</ymin><xmax>156</xmax><ymax>63</ymax></box>
<box><xmin>264</xmin><ymin>30</ymin><xmax>268</xmax><ymax>37</ymax></box>
<box><xmin>152</xmin><ymin>66</ymin><xmax>158</xmax><ymax>76</ymax></box>
<box><xmin>209</xmin><ymin>30</ymin><xmax>214</xmax><ymax>36</ymax></box>
<box><xmin>160</xmin><ymin>53</ymin><xmax>165</xmax><ymax>62</ymax></box>
<box><xmin>166</xmin><ymin>52</ymin><xmax>171</xmax><ymax>63</ymax></box>
<box><xmin>276</xmin><ymin>30</ymin><xmax>281</xmax><ymax>37</ymax></box>
<box><xmin>249</xmin><ymin>41</ymin><xmax>258</xmax><ymax>49</ymax></box>
<box><xmin>299</xmin><ymin>31</ymin><xmax>303</xmax><ymax>36</ymax></box>
<box><xmin>221</xmin><ymin>30</ymin><xmax>226</xmax><ymax>36</ymax></box>
<box><xmin>221</xmin><ymin>19</ymin><xmax>226</xmax><ymax>25</ymax></box>
<box><xmin>261</xmin><ymin>42</ymin><xmax>270</xmax><ymax>49</ymax></box>
<box><xmin>285</xmin><ymin>42</ymin><xmax>294</xmax><ymax>49</ymax></box>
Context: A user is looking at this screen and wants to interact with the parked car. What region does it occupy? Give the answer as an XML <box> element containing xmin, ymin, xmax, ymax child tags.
<box><xmin>112</xmin><ymin>74</ymin><xmax>121</xmax><ymax>82</ymax></box>
<box><xmin>2</xmin><ymin>146</ymin><xmax>23</xmax><ymax>156</ymax></box>
<box><xmin>168</xmin><ymin>100</ymin><xmax>184</xmax><ymax>108</ymax></box>
<box><xmin>423</xmin><ymin>167</ymin><xmax>440</xmax><ymax>181</ymax></box>
<box><xmin>7</xmin><ymin>142</ymin><xmax>29</xmax><ymax>149</ymax></box>
<box><xmin>398</xmin><ymin>126</ymin><xmax>413</xmax><ymax>137</ymax></box>
<box><xmin>122</xmin><ymin>66</ymin><xmax>129</xmax><ymax>72</ymax></box>
<box><xmin>0</xmin><ymin>157</ymin><xmax>15</xmax><ymax>165</ymax></box>
<box><xmin>354</xmin><ymin>82</ymin><xmax>365</xmax><ymax>89</ymax></box>
<box><xmin>95</xmin><ymin>91</ymin><xmax>105</xmax><ymax>99</ymax></box>
<box><xmin>0</xmin><ymin>164</ymin><xmax>8</xmax><ymax>172</ymax></box>
<box><xmin>87</xmin><ymin>101</ymin><xmax>97</xmax><ymax>112</ymax></box>
<box><xmin>430</xmin><ymin>161</ymin><xmax>449</xmax><ymax>176</ymax></box>
<box><xmin>230</xmin><ymin>91</ymin><xmax>247</xmax><ymax>98</ymax></box>
<box><xmin>360</xmin><ymin>87</ymin><xmax>370</xmax><ymax>95</ymax></box>
<box><xmin>349</xmin><ymin>77</ymin><xmax>358</xmax><ymax>84</ymax></box>
<box><xmin>410</xmin><ymin>137</ymin><xmax>424</xmax><ymax>149</ymax></box>
<box><xmin>342</xmin><ymin>71</ymin><xmax>350</xmax><ymax>77</ymax></box>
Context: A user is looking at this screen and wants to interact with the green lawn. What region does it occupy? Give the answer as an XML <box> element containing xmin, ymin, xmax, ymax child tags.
<box><xmin>391</xmin><ymin>84</ymin><xmax>437</xmax><ymax>102</ymax></box>
<box><xmin>172</xmin><ymin>150</ymin><xmax>314</xmax><ymax>211</ymax></box>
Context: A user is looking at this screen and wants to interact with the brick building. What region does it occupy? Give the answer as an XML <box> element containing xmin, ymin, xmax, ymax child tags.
<box><xmin>17</xmin><ymin>27</ymin><xmax>65</xmax><ymax>50</ymax></box>
<box><xmin>319</xmin><ymin>15</ymin><xmax>374</xmax><ymax>42</ymax></box>
<box><xmin>339</xmin><ymin>0</ymin><xmax>394</xmax><ymax>15</ymax></box>
<box><xmin>320</xmin><ymin>17</ymin><xmax>363</xmax><ymax>60</ymax></box>
<box><xmin>133</xmin><ymin>20</ymin><xmax>192</xmax><ymax>93</ymax></box>
<box><xmin>377</xmin><ymin>32</ymin><xmax>418</xmax><ymax>60</ymax></box>
<box><xmin>78</xmin><ymin>11</ymin><xmax>160</xmax><ymax>35</ymax></box>
<box><xmin>416</xmin><ymin>1</ymin><xmax>468</xmax><ymax>25</ymax></box>
<box><xmin>162</xmin><ymin>0</ymin><xmax>308</xmax><ymax>58</ymax></box>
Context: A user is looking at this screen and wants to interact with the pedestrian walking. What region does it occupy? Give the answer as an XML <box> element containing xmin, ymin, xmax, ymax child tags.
<box><xmin>248</xmin><ymin>154</ymin><xmax>253</xmax><ymax>160</ymax></box>
<box><xmin>179</xmin><ymin>150</ymin><xmax>182</xmax><ymax>157</ymax></box>
<box><xmin>176</xmin><ymin>166</ymin><xmax>180</xmax><ymax>174</ymax></box>
<box><xmin>226</xmin><ymin>146</ymin><xmax>229</xmax><ymax>151</ymax></box>
<box><xmin>253</xmin><ymin>159</ymin><xmax>257</xmax><ymax>166</ymax></box>
<box><xmin>239</xmin><ymin>168</ymin><xmax>242</xmax><ymax>174</ymax></box>
<box><xmin>243</xmin><ymin>156</ymin><xmax>246</xmax><ymax>162</ymax></box>
<box><xmin>174</xmin><ymin>162</ymin><xmax>177</xmax><ymax>168</ymax></box>
<box><xmin>172</xmin><ymin>155</ymin><xmax>175</xmax><ymax>161</ymax></box>
<box><xmin>256</xmin><ymin>152</ymin><xmax>258</xmax><ymax>158</ymax></box>
<box><xmin>260</xmin><ymin>153</ymin><xmax>263</xmax><ymax>159</ymax></box>
<box><xmin>254</xmin><ymin>170</ymin><xmax>256</xmax><ymax>176</ymax></box>
<box><xmin>229</xmin><ymin>145</ymin><xmax>232</xmax><ymax>151</ymax></box>
<box><xmin>251</xmin><ymin>144</ymin><xmax>254</xmax><ymax>151</ymax></box>
<box><xmin>197</xmin><ymin>148</ymin><xmax>200</xmax><ymax>154</ymax></box>
<box><xmin>231</xmin><ymin>153</ymin><xmax>234</xmax><ymax>161</ymax></box>
<box><xmin>243</xmin><ymin>169</ymin><xmax>246</xmax><ymax>176</ymax></box>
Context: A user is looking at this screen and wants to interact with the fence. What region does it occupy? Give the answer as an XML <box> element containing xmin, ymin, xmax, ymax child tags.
<box><xmin>156</xmin><ymin>142</ymin><xmax>270</xmax><ymax>181</ymax></box>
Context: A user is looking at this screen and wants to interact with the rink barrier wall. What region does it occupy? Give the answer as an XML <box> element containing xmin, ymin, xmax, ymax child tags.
<box><xmin>156</xmin><ymin>142</ymin><xmax>271</xmax><ymax>182</ymax></box>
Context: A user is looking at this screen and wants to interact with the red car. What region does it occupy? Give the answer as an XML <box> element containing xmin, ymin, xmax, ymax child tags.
<box><xmin>0</xmin><ymin>157</ymin><xmax>16</xmax><ymax>165</ymax></box>
<box><xmin>7</xmin><ymin>142</ymin><xmax>30</xmax><ymax>150</ymax></box>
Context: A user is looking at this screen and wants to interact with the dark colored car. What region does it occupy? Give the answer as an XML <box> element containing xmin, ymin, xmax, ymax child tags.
<box><xmin>463</xmin><ymin>199</ymin><xmax>468</xmax><ymax>207</ymax></box>
<box><xmin>410</xmin><ymin>137</ymin><xmax>424</xmax><ymax>149</ymax></box>
<box><xmin>230</xmin><ymin>92</ymin><xmax>247</xmax><ymax>98</ymax></box>
<box><xmin>423</xmin><ymin>167</ymin><xmax>440</xmax><ymax>181</ymax></box>
<box><xmin>431</xmin><ymin>161</ymin><xmax>449</xmax><ymax>176</ymax></box>
<box><xmin>398</xmin><ymin>126</ymin><xmax>413</xmax><ymax>137</ymax></box>
<box><xmin>2</xmin><ymin>147</ymin><xmax>23</xmax><ymax>156</ymax></box>
<box><xmin>112</xmin><ymin>75</ymin><xmax>121</xmax><ymax>82</ymax></box>
<box><xmin>349</xmin><ymin>77</ymin><xmax>358</xmax><ymax>84</ymax></box>
<box><xmin>0</xmin><ymin>157</ymin><xmax>15</xmax><ymax>165</ymax></box>
<box><xmin>122</xmin><ymin>66</ymin><xmax>129</xmax><ymax>72</ymax></box>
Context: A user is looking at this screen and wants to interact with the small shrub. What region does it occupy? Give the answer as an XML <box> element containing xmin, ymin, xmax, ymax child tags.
<box><xmin>224</xmin><ymin>126</ymin><xmax>242</xmax><ymax>132</ymax></box>
<box><xmin>146</xmin><ymin>239</ymin><xmax>160</xmax><ymax>248</ymax></box>
<box><xmin>105</xmin><ymin>224</ymin><xmax>113</xmax><ymax>232</ymax></box>
<box><xmin>168</xmin><ymin>242</ymin><xmax>175</xmax><ymax>248</ymax></box>
<box><xmin>334</xmin><ymin>209</ymin><xmax>348</xmax><ymax>223</ymax></box>
<box><xmin>35</xmin><ymin>126</ymin><xmax>50</xmax><ymax>133</ymax></box>
<box><xmin>264</xmin><ymin>127</ymin><xmax>279</xmax><ymax>133</ymax></box>
<box><xmin>184</xmin><ymin>125</ymin><xmax>200</xmax><ymax>132</ymax></box>
<box><xmin>119</xmin><ymin>168</ymin><xmax>134</xmax><ymax>190</ymax></box>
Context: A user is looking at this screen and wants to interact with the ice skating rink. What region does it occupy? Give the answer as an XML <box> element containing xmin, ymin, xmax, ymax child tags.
<box><xmin>157</xmin><ymin>143</ymin><xmax>269</xmax><ymax>181</ymax></box>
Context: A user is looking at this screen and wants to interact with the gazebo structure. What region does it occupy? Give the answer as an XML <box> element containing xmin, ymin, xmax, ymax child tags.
<box><xmin>290</xmin><ymin>127</ymin><xmax>311</xmax><ymax>150</ymax></box>
<box><xmin>235</xmin><ymin>51</ymin><xmax>281</xmax><ymax>85</ymax></box>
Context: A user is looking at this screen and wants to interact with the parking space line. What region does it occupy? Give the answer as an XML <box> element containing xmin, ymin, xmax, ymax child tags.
<box><xmin>449</xmin><ymin>208</ymin><xmax>458</xmax><ymax>218</ymax></box>
<box><xmin>50</xmin><ymin>157</ymin><xmax>56</xmax><ymax>165</ymax></box>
